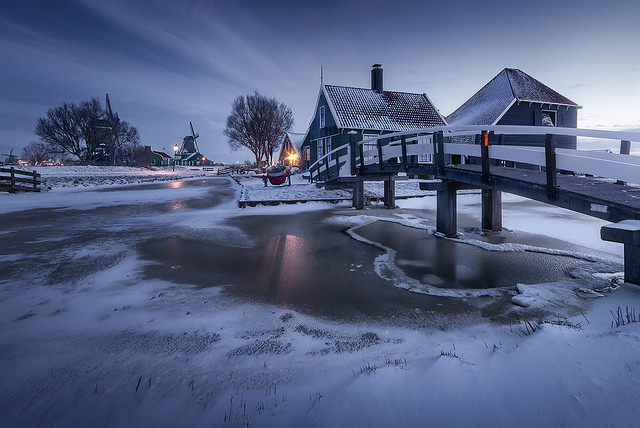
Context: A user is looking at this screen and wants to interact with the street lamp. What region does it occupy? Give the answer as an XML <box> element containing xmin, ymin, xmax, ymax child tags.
<box><xmin>173</xmin><ymin>144</ymin><xmax>179</xmax><ymax>171</ymax></box>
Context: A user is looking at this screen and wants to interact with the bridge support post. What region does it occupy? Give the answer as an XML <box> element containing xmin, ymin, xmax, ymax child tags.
<box><xmin>545</xmin><ymin>134</ymin><xmax>558</xmax><ymax>200</ymax></box>
<box><xmin>353</xmin><ymin>178</ymin><xmax>365</xmax><ymax>209</ymax></box>
<box><xmin>434</xmin><ymin>131</ymin><xmax>445</xmax><ymax>176</ymax></box>
<box><xmin>437</xmin><ymin>182</ymin><xmax>457</xmax><ymax>237</ymax></box>
<box><xmin>482</xmin><ymin>189</ymin><xmax>502</xmax><ymax>231</ymax></box>
<box><xmin>481</xmin><ymin>131</ymin><xmax>490</xmax><ymax>185</ymax></box>
<box><xmin>349</xmin><ymin>131</ymin><xmax>357</xmax><ymax>176</ymax></box>
<box><xmin>384</xmin><ymin>176</ymin><xmax>396</xmax><ymax>208</ymax></box>
<box><xmin>601</xmin><ymin>220</ymin><xmax>640</xmax><ymax>285</ymax></box>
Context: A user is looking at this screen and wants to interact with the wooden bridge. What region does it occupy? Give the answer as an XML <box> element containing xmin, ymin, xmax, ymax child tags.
<box><xmin>308</xmin><ymin>125</ymin><xmax>640</xmax><ymax>284</ymax></box>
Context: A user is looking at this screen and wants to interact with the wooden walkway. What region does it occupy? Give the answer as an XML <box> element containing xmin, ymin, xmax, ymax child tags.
<box><xmin>443</xmin><ymin>164</ymin><xmax>640</xmax><ymax>222</ymax></box>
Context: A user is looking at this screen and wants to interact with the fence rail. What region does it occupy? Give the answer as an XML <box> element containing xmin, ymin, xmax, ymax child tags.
<box><xmin>308</xmin><ymin>125</ymin><xmax>639</xmax><ymax>187</ymax></box>
<box><xmin>0</xmin><ymin>167</ymin><xmax>41</xmax><ymax>192</ymax></box>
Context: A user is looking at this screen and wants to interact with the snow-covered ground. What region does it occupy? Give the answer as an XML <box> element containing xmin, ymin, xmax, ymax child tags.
<box><xmin>1</xmin><ymin>168</ymin><xmax>639</xmax><ymax>427</ymax></box>
<box><xmin>22</xmin><ymin>165</ymin><xmax>209</xmax><ymax>189</ymax></box>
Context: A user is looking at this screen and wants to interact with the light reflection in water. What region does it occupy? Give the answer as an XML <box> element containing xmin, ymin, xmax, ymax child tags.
<box><xmin>168</xmin><ymin>201</ymin><xmax>186</xmax><ymax>211</ymax></box>
<box><xmin>258</xmin><ymin>234</ymin><xmax>306</xmax><ymax>297</ymax></box>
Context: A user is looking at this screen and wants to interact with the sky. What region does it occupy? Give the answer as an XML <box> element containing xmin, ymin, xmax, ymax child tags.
<box><xmin>1</xmin><ymin>0</ymin><xmax>639</xmax><ymax>164</ymax></box>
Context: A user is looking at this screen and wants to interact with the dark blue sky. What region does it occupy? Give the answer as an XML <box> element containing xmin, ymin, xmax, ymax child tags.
<box><xmin>1</xmin><ymin>0</ymin><xmax>639</xmax><ymax>162</ymax></box>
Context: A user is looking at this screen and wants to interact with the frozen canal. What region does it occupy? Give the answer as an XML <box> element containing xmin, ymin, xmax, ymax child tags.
<box><xmin>1</xmin><ymin>177</ymin><xmax>638</xmax><ymax>427</ymax></box>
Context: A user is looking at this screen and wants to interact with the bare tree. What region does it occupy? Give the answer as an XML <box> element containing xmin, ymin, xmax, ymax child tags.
<box><xmin>21</xmin><ymin>141</ymin><xmax>49</xmax><ymax>165</ymax></box>
<box><xmin>35</xmin><ymin>97</ymin><xmax>140</xmax><ymax>165</ymax></box>
<box><xmin>111</xmin><ymin>120</ymin><xmax>141</xmax><ymax>165</ymax></box>
<box><xmin>35</xmin><ymin>102</ymin><xmax>85</xmax><ymax>162</ymax></box>
<box><xmin>264</xmin><ymin>102</ymin><xmax>293</xmax><ymax>165</ymax></box>
<box><xmin>223</xmin><ymin>91</ymin><xmax>293</xmax><ymax>168</ymax></box>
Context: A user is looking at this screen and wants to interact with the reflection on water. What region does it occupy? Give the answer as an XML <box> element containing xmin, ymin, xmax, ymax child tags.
<box><xmin>258</xmin><ymin>234</ymin><xmax>306</xmax><ymax>300</ymax></box>
<box><xmin>356</xmin><ymin>221</ymin><xmax>589</xmax><ymax>290</ymax></box>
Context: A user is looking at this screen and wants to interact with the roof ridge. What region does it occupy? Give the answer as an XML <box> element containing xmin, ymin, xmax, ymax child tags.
<box><xmin>504</xmin><ymin>68</ymin><xmax>517</xmax><ymax>98</ymax></box>
<box><xmin>325</xmin><ymin>84</ymin><xmax>427</xmax><ymax>97</ymax></box>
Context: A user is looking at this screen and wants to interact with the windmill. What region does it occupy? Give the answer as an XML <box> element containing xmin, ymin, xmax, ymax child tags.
<box><xmin>179</xmin><ymin>122</ymin><xmax>200</xmax><ymax>155</ymax></box>
<box><xmin>105</xmin><ymin>93</ymin><xmax>120</xmax><ymax>165</ymax></box>
<box><xmin>2</xmin><ymin>148</ymin><xmax>18</xmax><ymax>165</ymax></box>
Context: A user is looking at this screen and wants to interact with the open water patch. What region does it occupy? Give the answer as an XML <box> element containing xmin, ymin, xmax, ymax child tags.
<box><xmin>347</xmin><ymin>219</ymin><xmax>598</xmax><ymax>298</ymax></box>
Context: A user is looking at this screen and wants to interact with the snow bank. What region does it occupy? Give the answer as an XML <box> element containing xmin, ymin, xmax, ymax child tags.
<box><xmin>8</xmin><ymin>165</ymin><xmax>209</xmax><ymax>190</ymax></box>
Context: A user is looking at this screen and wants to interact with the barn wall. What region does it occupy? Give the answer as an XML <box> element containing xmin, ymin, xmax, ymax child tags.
<box><xmin>497</xmin><ymin>103</ymin><xmax>577</xmax><ymax>149</ymax></box>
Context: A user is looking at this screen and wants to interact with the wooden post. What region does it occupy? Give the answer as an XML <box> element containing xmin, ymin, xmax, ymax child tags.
<box><xmin>482</xmin><ymin>189</ymin><xmax>502</xmax><ymax>231</ymax></box>
<box><xmin>401</xmin><ymin>136</ymin><xmax>408</xmax><ymax>170</ymax></box>
<box><xmin>620</xmin><ymin>140</ymin><xmax>631</xmax><ymax>155</ymax></box>
<box><xmin>377</xmin><ymin>140</ymin><xmax>384</xmax><ymax>170</ymax></box>
<box><xmin>435</xmin><ymin>131</ymin><xmax>445</xmax><ymax>176</ymax></box>
<box><xmin>10</xmin><ymin>167</ymin><xmax>15</xmax><ymax>192</ymax></box>
<box><xmin>352</xmin><ymin>178</ymin><xmax>364</xmax><ymax>209</ymax></box>
<box><xmin>349</xmin><ymin>131</ymin><xmax>357</xmax><ymax>176</ymax></box>
<box><xmin>617</xmin><ymin>140</ymin><xmax>631</xmax><ymax>185</ymax></box>
<box><xmin>334</xmin><ymin>150</ymin><xmax>339</xmax><ymax>178</ymax></box>
<box><xmin>481</xmin><ymin>130</ymin><xmax>490</xmax><ymax>185</ymax></box>
<box><xmin>359</xmin><ymin>143</ymin><xmax>365</xmax><ymax>175</ymax></box>
<box><xmin>436</xmin><ymin>181</ymin><xmax>457</xmax><ymax>237</ymax></box>
<box><xmin>601</xmin><ymin>220</ymin><xmax>640</xmax><ymax>285</ymax></box>
<box><xmin>33</xmin><ymin>170</ymin><xmax>38</xmax><ymax>191</ymax></box>
<box><xmin>383</xmin><ymin>176</ymin><xmax>396</xmax><ymax>208</ymax></box>
<box><xmin>545</xmin><ymin>134</ymin><xmax>557</xmax><ymax>201</ymax></box>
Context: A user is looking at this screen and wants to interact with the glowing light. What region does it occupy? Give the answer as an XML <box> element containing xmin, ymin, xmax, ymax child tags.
<box><xmin>483</xmin><ymin>133</ymin><xmax>488</xmax><ymax>147</ymax></box>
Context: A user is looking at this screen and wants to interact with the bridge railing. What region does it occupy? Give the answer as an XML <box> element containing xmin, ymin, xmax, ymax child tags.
<box><xmin>308</xmin><ymin>145</ymin><xmax>351</xmax><ymax>182</ymax></box>
<box><xmin>308</xmin><ymin>125</ymin><xmax>639</xmax><ymax>186</ymax></box>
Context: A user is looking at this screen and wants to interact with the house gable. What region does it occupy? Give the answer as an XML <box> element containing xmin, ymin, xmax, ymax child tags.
<box><xmin>447</xmin><ymin>68</ymin><xmax>579</xmax><ymax>127</ymax></box>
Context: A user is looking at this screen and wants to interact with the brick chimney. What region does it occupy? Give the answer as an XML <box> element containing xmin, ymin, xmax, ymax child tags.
<box><xmin>371</xmin><ymin>64</ymin><xmax>383</xmax><ymax>93</ymax></box>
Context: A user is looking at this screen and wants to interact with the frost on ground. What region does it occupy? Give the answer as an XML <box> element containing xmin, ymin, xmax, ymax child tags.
<box><xmin>15</xmin><ymin>165</ymin><xmax>209</xmax><ymax>189</ymax></box>
<box><xmin>236</xmin><ymin>173</ymin><xmax>444</xmax><ymax>205</ymax></box>
<box><xmin>1</xmin><ymin>172</ymin><xmax>639</xmax><ymax>427</ymax></box>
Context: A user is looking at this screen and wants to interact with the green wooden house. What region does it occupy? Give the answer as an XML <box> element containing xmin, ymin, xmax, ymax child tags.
<box><xmin>301</xmin><ymin>65</ymin><xmax>446</xmax><ymax>167</ymax></box>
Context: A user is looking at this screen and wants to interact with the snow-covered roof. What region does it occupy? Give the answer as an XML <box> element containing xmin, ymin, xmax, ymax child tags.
<box><xmin>152</xmin><ymin>151</ymin><xmax>173</xmax><ymax>159</ymax></box>
<box><xmin>182</xmin><ymin>152</ymin><xmax>203</xmax><ymax>162</ymax></box>
<box><xmin>446</xmin><ymin>68</ymin><xmax>579</xmax><ymax>126</ymax></box>
<box><xmin>277</xmin><ymin>132</ymin><xmax>305</xmax><ymax>161</ymax></box>
<box><xmin>324</xmin><ymin>85</ymin><xmax>446</xmax><ymax>131</ymax></box>
<box><xmin>287</xmin><ymin>132</ymin><xmax>305</xmax><ymax>151</ymax></box>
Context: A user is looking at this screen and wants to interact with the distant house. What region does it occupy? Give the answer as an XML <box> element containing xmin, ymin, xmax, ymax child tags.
<box><xmin>301</xmin><ymin>64</ymin><xmax>447</xmax><ymax>167</ymax></box>
<box><xmin>141</xmin><ymin>146</ymin><xmax>173</xmax><ymax>167</ymax></box>
<box><xmin>277</xmin><ymin>132</ymin><xmax>305</xmax><ymax>168</ymax></box>
<box><xmin>175</xmin><ymin>151</ymin><xmax>207</xmax><ymax>166</ymax></box>
<box><xmin>446</xmin><ymin>68</ymin><xmax>580</xmax><ymax>149</ymax></box>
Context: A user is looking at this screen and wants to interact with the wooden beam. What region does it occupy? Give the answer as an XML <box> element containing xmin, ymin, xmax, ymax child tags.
<box><xmin>545</xmin><ymin>134</ymin><xmax>558</xmax><ymax>200</ymax></box>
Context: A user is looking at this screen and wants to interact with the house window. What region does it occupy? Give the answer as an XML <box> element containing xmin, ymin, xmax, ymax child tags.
<box><xmin>418</xmin><ymin>135</ymin><xmax>432</xmax><ymax>163</ymax></box>
<box><xmin>319</xmin><ymin>106</ymin><xmax>325</xmax><ymax>129</ymax></box>
<box><xmin>541</xmin><ymin>110</ymin><xmax>556</xmax><ymax>127</ymax></box>
<box><xmin>362</xmin><ymin>133</ymin><xmax>379</xmax><ymax>163</ymax></box>
<box><xmin>325</xmin><ymin>136</ymin><xmax>331</xmax><ymax>155</ymax></box>
<box><xmin>317</xmin><ymin>139</ymin><xmax>324</xmax><ymax>159</ymax></box>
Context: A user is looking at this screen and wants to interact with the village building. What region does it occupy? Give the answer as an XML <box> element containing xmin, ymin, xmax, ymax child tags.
<box><xmin>277</xmin><ymin>132</ymin><xmax>305</xmax><ymax>168</ymax></box>
<box><xmin>141</xmin><ymin>146</ymin><xmax>174</xmax><ymax>166</ymax></box>
<box><xmin>301</xmin><ymin>64</ymin><xmax>447</xmax><ymax>166</ymax></box>
<box><xmin>446</xmin><ymin>68</ymin><xmax>580</xmax><ymax>149</ymax></box>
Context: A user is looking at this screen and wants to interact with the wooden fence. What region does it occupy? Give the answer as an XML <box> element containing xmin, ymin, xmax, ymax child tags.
<box><xmin>0</xmin><ymin>167</ymin><xmax>41</xmax><ymax>192</ymax></box>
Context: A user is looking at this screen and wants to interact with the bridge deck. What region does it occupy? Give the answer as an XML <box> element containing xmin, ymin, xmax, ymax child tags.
<box><xmin>444</xmin><ymin>164</ymin><xmax>640</xmax><ymax>221</ymax></box>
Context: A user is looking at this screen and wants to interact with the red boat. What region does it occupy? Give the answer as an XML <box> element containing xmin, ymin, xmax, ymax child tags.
<box><xmin>265</xmin><ymin>164</ymin><xmax>290</xmax><ymax>186</ymax></box>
